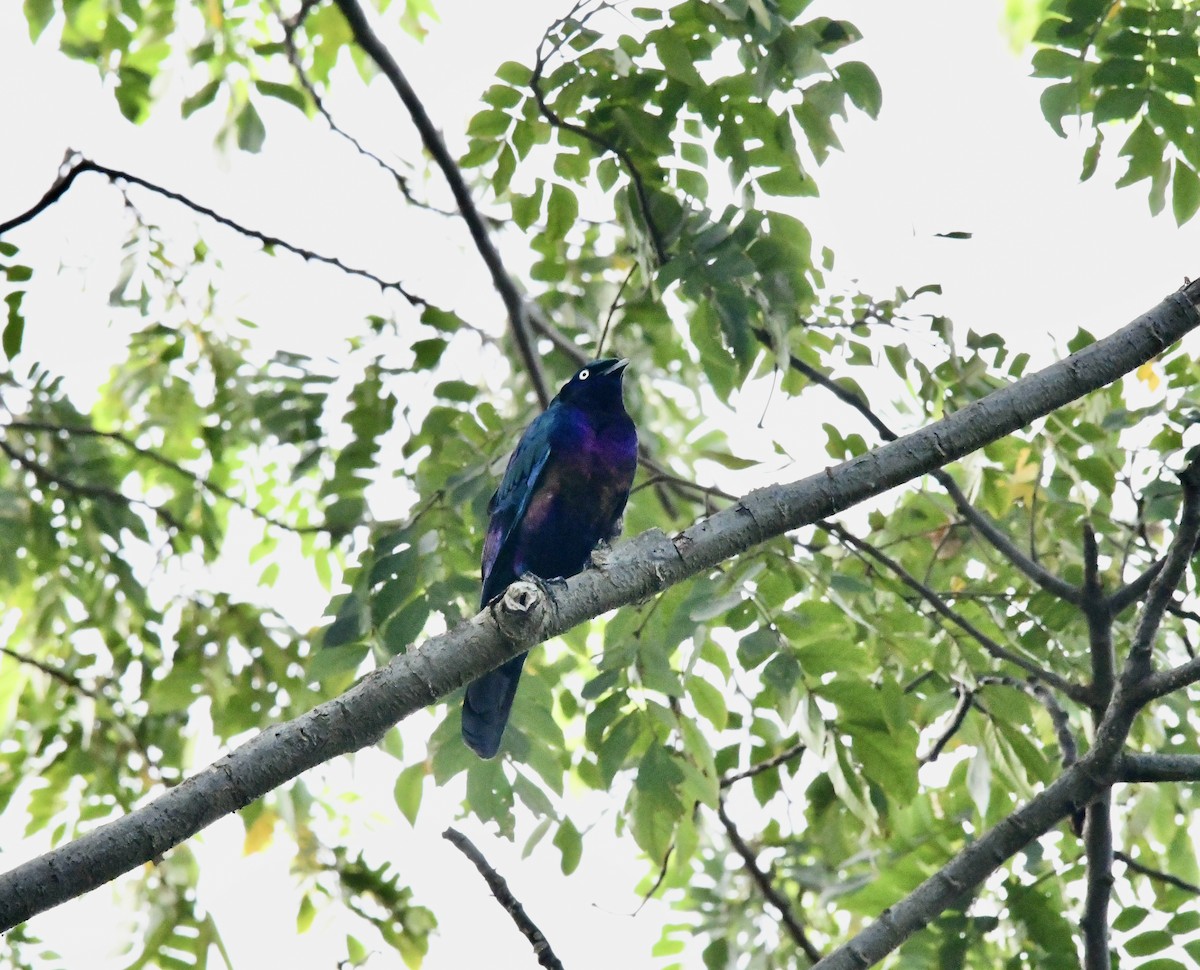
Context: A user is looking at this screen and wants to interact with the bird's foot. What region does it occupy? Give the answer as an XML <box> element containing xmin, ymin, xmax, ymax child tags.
<box><xmin>519</xmin><ymin>572</ymin><xmax>568</xmax><ymax>595</ymax></box>
<box><xmin>590</xmin><ymin>539</ymin><xmax>615</xmax><ymax>569</ymax></box>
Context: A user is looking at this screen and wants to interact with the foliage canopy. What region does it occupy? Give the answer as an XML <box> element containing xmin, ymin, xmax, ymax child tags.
<box><xmin>3</xmin><ymin>1</ymin><xmax>1200</xmax><ymax>968</ymax></box>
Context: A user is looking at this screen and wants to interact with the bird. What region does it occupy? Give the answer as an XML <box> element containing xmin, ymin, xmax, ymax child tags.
<box><xmin>462</xmin><ymin>358</ymin><xmax>638</xmax><ymax>758</ymax></box>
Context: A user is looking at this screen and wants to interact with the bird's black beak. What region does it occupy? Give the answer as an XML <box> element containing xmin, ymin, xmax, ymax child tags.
<box><xmin>601</xmin><ymin>358</ymin><xmax>630</xmax><ymax>377</ymax></box>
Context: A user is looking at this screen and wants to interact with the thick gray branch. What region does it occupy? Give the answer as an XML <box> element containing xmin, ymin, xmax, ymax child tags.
<box><xmin>1081</xmin><ymin>795</ymin><xmax>1114</xmax><ymax>970</ymax></box>
<box><xmin>1119</xmin><ymin>753</ymin><xmax>1200</xmax><ymax>783</ymax></box>
<box><xmin>0</xmin><ymin>284</ymin><xmax>1195</xmax><ymax>931</ymax></box>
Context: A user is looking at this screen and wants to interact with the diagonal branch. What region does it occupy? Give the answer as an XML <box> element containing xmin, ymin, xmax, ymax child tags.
<box><xmin>1122</xmin><ymin>461</ymin><xmax>1200</xmax><ymax>695</ymax></box>
<box><xmin>0</xmin><ymin>281</ymin><xmax>1194</xmax><ymax>932</ymax></box>
<box><xmin>717</xmin><ymin>800</ymin><xmax>821</xmax><ymax>963</ymax></box>
<box><xmin>1115</xmin><ymin>851</ymin><xmax>1200</xmax><ymax>894</ymax></box>
<box><xmin>442</xmin><ymin>828</ymin><xmax>564</xmax><ymax>970</ymax></box>
<box><xmin>757</xmin><ymin>327</ymin><xmax>1084</xmax><ymax>605</ymax></box>
<box><xmin>5</xmin><ymin>419</ymin><xmax>328</xmax><ymax>535</ymax></box>
<box><xmin>720</xmin><ymin>740</ymin><xmax>806</xmax><ymax>789</ymax></box>
<box><xmin>0</xmin><ymin>437</ymin><xmax>183</xmax><ymax>533</ymax></box>
<box><xmin>0</xmin><ymin>155</ymin><xmax>426</xmax><ymax>304</ymax></box>
<box><xmin>821</xmin><ymin>520</ymin><xmax>1091</xmax><ymax>704</ymax></box>
<box><xmin>332</xmin><ymin>0</ymin><xmax>550</xmax><ymax>408</ymax></box>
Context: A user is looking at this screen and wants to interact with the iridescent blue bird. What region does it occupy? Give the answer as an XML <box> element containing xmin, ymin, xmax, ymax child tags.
<box><xmin>462</xmin><ymin>358</ymin><xmax>637</xmax><ymax>758</ymax></box>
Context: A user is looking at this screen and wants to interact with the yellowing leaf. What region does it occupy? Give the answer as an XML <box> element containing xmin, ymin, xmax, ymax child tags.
<box><xmin>1004</xmin><ymin>447</ymin><xmax>1039</xmax><ymax>507</ymax></box>
<box><xmin>1136</xmin><ymin>361</ymin><xmax>1161</xmax><ymax>391</ymax></box>
<box><xmin>243</xmin><ymin>809</ymin><xmax>277</xmax><ymax>856</ymax></box>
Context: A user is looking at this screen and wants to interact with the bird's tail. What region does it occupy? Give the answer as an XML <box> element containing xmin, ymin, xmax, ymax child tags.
<box><xmin>461</xmin><ymin>653</ymin><xmax>527</xmax><ymax>758</ymax></box>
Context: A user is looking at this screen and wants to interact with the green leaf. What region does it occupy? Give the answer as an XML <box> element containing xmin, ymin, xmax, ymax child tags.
<box><xmin>1125</xmin><ymin>930</ymin><xmax>1172</xmax><ymax>957</ymax></box>
<box><xmin>553</xmin><ymin>818</ymin><xmax>582</xmax><ymax>875</ymax></box>
<box><xmin>688</xmin><ymin>675</ymin><xmax>728</xmax><ymax>730</ymax></box>
<box><xmin>23</xmin><ymin>0</ymin><xmax>54</xmax><ymax>41</ymax></box>
<box><xmin>545</xmin><ymin>182</ymin><xmax>579</xmax><ymax>241</ymax></box>
<box><xmin>1173</xmin><ymin>160</ymin><xmax>1200</xmax><ymax>226</ymax></box>
<box><xmin>182</xmin><ymin>79</ymin><xmax>221</xmax><ymax>119</ymax></box>
<box><xmin>255</xmin><ymin>80</ymin><xmax>308</xmax><ymax>113</ymax></box>
<box><xmin>3</xmin><ymin>292</ymin><xmax>24</xmax><ymax>360</ymax></box>
<box><xmin>839</xmin><ymin>61</ymin><xmax>882</xmax><ymax>118</ymax></box>
<box><xmin>236</xmin><ymin>101</ymin><xmax>267</xmax><ymax>153</ymax></box>
<box><xmin>393</xmin><ymin>764</ymin><xmax>425</xmax><ymax>825</ymax></box>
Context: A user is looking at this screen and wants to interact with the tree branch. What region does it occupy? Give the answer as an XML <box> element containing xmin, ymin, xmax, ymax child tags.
<box><xmin>0</xmin><ymin>437</ymin><xmax>184</xmax><ymax>533</ymax></box>
<box><xmin>331</xmin><ymin>0</ymin><xmax>550</xmax><ymax>408</ymax></box>
<box><xmin>757</xmin><ymin>327</ymin><xmax>1084</xmax><ymax>605</ymax></box>
<box><xmin>821</xmin><ymin>521</ymin><xmax>1091</xmax><ymax>704</ymax></box>
<box><xmin>720</xmin><ymin>740</ymin><xmax>806</xmax><ymax>789</ymax></box>
<box><xmin>0</xmin><ymin>154</ymin><xmax>426</xmax><ymax>303</ymax></box>
<box><xmin>1118</xmin><ymin>752</ymin><xmax>1200</xmax><ymax>783</ymax></box>
<box><xmin>4</xmin><ymin>419</ymin><xmax>328</xmax><ymax>535</ymax></box>
<box><xmin>1081</xmin><ymin>794</ymin><xmax>1114</xmax><ymax>970</ymax></box>
<box><xmin>1122</xmin><ymin>461</ymin><xmax>1200</xmax><ymax>697</ymax></box>
<box><xmin>0</xmin><ymin>281</ymin><xmax>1195</xmax><ymax>931</ymax></box>
<box><xmin>1081</xmin><ymin>523</ymin><xmax>1116</xmax><ymax>712</ymax></box>
<box><xmin>1115</xmin><ymin>851</ymin><xmax>1200</xmax><ymax>894</ymax></box>
<box><xmin>530</xmin><ymin>2</ymin><xmax>669</xmax><ymax>265</ymax></box>
<box><xmin>442</xmin><ymin>828</ymin><xmax>564</xmax><ymax>970</ymax></box>
<box><xmin>717</xmin><ymin>800</ymin><xmax>821</xmax><ymax>963</ymax></box>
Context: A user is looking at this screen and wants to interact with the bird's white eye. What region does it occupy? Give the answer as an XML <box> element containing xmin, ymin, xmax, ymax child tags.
<box><xmin>578</xmin><ymin>369</ymin><xmax>590</xmax><ymax>381</ymax></box>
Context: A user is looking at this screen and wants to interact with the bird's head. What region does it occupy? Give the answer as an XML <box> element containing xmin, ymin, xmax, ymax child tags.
<box><xmin>555</xmin><ymin>358</ymin><xmax>630</xmax><ymax>411</ymax></box>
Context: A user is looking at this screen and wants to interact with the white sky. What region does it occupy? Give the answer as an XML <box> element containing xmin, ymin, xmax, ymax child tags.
<box><xmin>2</xmin><ymin>1</ymin><xmax>1200</xmax><ymax>968</ymax></box>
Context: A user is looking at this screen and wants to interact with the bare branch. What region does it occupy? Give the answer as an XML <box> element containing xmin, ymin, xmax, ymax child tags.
<box><xmin>332</xmin><ymin>0</ymin><xmax>550</xmax><ymax>407</ymax></box>
<box><xmin>0</xmin><ymin>155</ymin><xmax>427</xmax><ymax>303</ymax></box>
<box><xmin>0</xmin><ymin>281</ymin><xmax>1194</xmax><ymax>931</ymax></box>
<box><xmin>720</xmin><ymin>740</ymin><xmax>806</xmax><ymax>789</ymax></box>
<box><xmin>1115</xmin><ymin>851</ymin><xmax>1200</xmax><ymax>894</ymax></box>
<box><xmin>821</xmin><ymin>520</ymin><xmax>1091</xmax><ymax>704</ymax></box>
<box><xmin>717</xmin><ymin>800</ymin><xmax>821</xmax><ymax>963</ymax></box>
<box><xmin>442</xmin><ymin>828</ymin><xmax>565</xmax><ymax>970</ymax></box>
<box><xmin>273</xmin><ymin>0</ymin><xmax>465</xmax><ymax>222</ymax></box>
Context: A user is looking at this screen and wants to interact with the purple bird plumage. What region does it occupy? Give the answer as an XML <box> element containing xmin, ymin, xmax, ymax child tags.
<box><xmin>462</xmin><ymin>358</ymin><xmax>637</xmax><ymax>758</ymax></box>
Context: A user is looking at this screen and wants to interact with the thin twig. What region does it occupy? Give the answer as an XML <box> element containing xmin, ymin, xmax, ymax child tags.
<box><xmin>716</xmin><ymin>800</ymin><xmax>821</xmax><ymax>963</ymax></box>
<box><xmin>6</xmin><ymin>419</ymin><xmax>328</xmax><ymax>535</ymax></box>
<box><xmin>333</xmin><ymin>0</ymin><xmax>550</xmax><ymax>407</ymax></box>
<box><xmin>597</xmin><ymin>262</ymin><xmax>636</xmax><ymax>356</ymax></box>
<box><xmin>921</xmin><ymin>683</ymin><xmax>976</xmax><ymax>765</ymax></box>
<box><xmin>0</xmin><ymin>155</ymin><xmax>426</xmax><ymax>304</ymax></box>
<box><xmin>0</xmin><ymin>437</ymin><xmax>183</xmax><ymax>533</ymax></box>
<box><xmin>720</xmin><ymin>741</ymin><xmax>806</xmax><ymax>789</ymax></box>
<box><xmin>530</xmin><ymin>2</ymin><xmax>668</xmax><ymax>264</ymax></box>
<box><xmin>0</xmin><ymin>645</ymin><xmax>101</xmax><ymax>700</ymax></box>
<box><xmin>1115</xmin><ymin>851</ymin><xmax>1200</xmax><ymax>894</ymax></box>
<box><xmin>275</xmin><ymin>0</ymin><xmax>464</xmax><ymax>221</ymax></box>
<box><xmin>442</xmin><ymin>828</ymin><xmax>565</xmax><ymax>970</ymax></box>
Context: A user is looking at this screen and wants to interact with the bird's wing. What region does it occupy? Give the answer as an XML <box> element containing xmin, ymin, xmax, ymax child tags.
<box><xmin>481</xmin><ymin>411</ymin><xmax>554</xmax><ymax>596</ymax></box>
